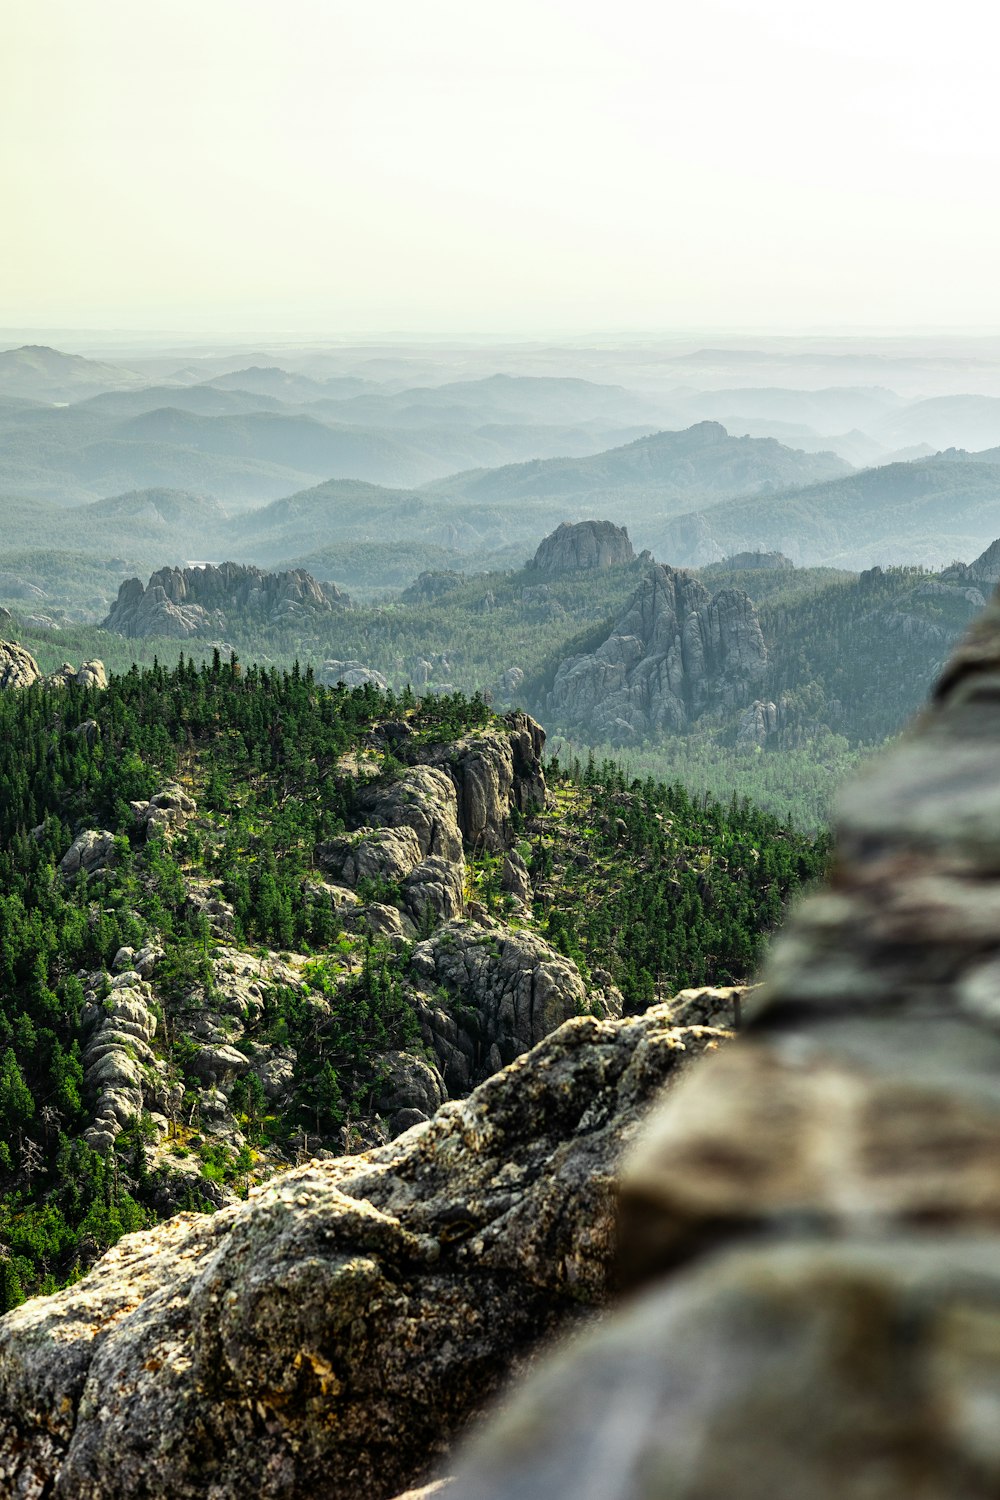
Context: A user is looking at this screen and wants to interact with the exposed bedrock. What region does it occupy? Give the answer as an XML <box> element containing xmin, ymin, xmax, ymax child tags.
<box><xmin>547</xmin><ymin>562</ymin><xmax>766</xmax><ymax>740</ymax></box>
<box><xmin>443</xmin><ymin>589</ymin><xmax>1000</xmax><ymax>1499</ymax></box>
<box><xmin>0</xmin><ymin>1001</ymin><xmax>734</xmax><ymax>1499</ymax></box>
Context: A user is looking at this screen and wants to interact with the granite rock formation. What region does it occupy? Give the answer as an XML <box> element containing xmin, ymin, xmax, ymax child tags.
<box><xmin>43</xmin><ymin>660</ymin><xmax>109</xmax><ymax>690</ymax></box>
<box><xmin>548</xmin><ymin>563</ymin><xmax>766</xmax><ymax>740</ymax></box>
<box><xmin>103</xmin><ymin>563</ymin><xmax>349</xmax><ymax>639</ymax></box>
<box><xmin>0</xmin><ymin>999</ymin><xmax>734</xmax><ymax>1500</ymax></box>
<box><xmin>0</xmin><ymin>639</ymin><xmax>40</xmax><ymax>689</ymax></box>
<box><xmin>528</xmin><ymin>520</ymin><xmax>635</xmax><ymax>572</ymax></box>
<box><xmin>81</xmin><ymin>972</ymin><xmax>159</xmax><ymax>1153</ymax></box>
<box><xmin>443</xmin><ymin>585</ymin><xmax>1000</xmax><ymax>1500</ymax></box>
<box><xmin>400</xmin><ymin>713</ymin><xmax>547</xmax><ymax>854</ymax></box>
<box><xmin>409</xmin><ymin>919</ymin><xmax>624</xmax><ymax>1093</ymax></box>
<box><xmin>59</xmin><ymin>829</ymin><xmax>119</xmax><ymax>879</ymax></box>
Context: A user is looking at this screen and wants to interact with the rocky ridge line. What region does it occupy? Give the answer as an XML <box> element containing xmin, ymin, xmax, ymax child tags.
<box><xmin>102</xmin><ymin>561</ymin><xmax>349</xmax><ymax>639</ymax></box>
<box><xmin>0</xmin><ymin>991</ymin><xmax>742</xmax><ymax>1499</ymax></box>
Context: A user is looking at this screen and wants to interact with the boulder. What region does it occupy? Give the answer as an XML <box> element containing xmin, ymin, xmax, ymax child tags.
<box><xmin>0</xmin><ymin>1004</ymin><xmax>729</xmax><ymax>1499</ymax></box>
<box><xmin>59</xmin><ymin>830</ymin><xmax>118</xmax><ymax>879</ymax></box>
<box><xmin>185</xmin><ymin>1044</ymin><xmax>251</xmax><ymax>1086</ymax></box>
<box><xmin>374</xmin><ymin>1050</ymin><xmax>447</xmax><ymax>1124</ymax></box>
<box><xmin>42</xmin><ymin>659</ymin><xmax>108</xmax><ymax>690</ymax></box>
<box><xmin>322</xmin><ymin>826</ymin><xmax>424</xmax><ymax>889</ymax></box>
<box><xmin>131</xmin><ymin>784</ymin><xmax>197</xmax><ymax>838</ymax></box>
<box><xmin>0</xmin><ymin>639</ymin><xmax>40</xmax><ymax>689</ymax></box>
<box><xmin>500</xmin><ymin>851</ymin><xmax>531</xmax><ymax>904</ymax></box>
<box><xmin>401</xmin><ymin>856</ymin><xmax>465</xmax><ymax>930</ymax></box>
<box><xmin>357</xmin><ymin>767</ymin><xmax>465</xmax><ymax>864</ymax></box>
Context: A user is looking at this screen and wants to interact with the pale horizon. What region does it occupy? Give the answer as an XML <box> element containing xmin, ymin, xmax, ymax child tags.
<box><xmin>4</xmin><ymin>0</ymin><xmax>999</xmax><ymax>334</ymax></box>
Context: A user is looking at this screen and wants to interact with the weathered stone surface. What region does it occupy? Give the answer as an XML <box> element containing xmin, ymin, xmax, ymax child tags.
<box><xmin>0</xmin><ymin>638</ymin><xmax>40</xmax><ymax>689</ymax></box>
<box><xmin>447</xmin><ymin>1240</ymin><xmax>1000</xmax><ymax>1500</ymax></box>
<box><xmin>409</xmin><ymin>920</ymin><xmax>622</xmax><ymax>1093</ymax></box>
<box><xmin>500</xmin><ymin>850</ymin><xmax>531</xmax><ymax>904</ymax></box>
<box><xmin>528</xmin><ymin>520</ymin><xmax>635</xmax><ymax>572</ymax></box>
<box><xmin>59</xmin><ymin>829</ymin><xmax>118</xmax><ymax>879</ymax></box>
<box><xmin>131</xmin><ymin>783</ymin><xmax>196</xmax><ymax>838</ymax></box>
<box><xmin>548</xmin><ymin>563</ymin><xmax>766</xmax><ymax>741</ymax></box>
<box><xmin>42</xmin><ymin>659</ymin><xmax>108</xmax><ymax>690</ymax></box>
<box><xmin>374</xmin><ymin>1050</ymin><xmax>447</xmax><ymax>1127</ymax></box>
<box><xmin>80</xmin><ymin>976</ymin><xmax>158</xmax><ymax>1151</ymax></box>
<box><xmin>401</xmin><ymin>856</ymin><xmax>465</xmax><ymax>930</ymax></box>
<box><xmin>0</xmin><ymin>1006</ymin><xmax>728</xmax><ymax>1500</ymax></box>
<box><xmin>323</xmin><ymin>825</ymin><xmax>425</xmax><ymax>889</ymax></box>
<box><xmin>428</xmin><ymin>714</ymin><xmax>546</xmax><ymax>852</ymax></box>
<box><xmin>735</xmin><ymin>697</ymin><xmax>781</xmax><ymax>748</ymax></box>
<box><xmin>441</xmin><ymin>587</ymin><xmax>1000</xmax><ymax>1500</ymax></box>
<box><xmin>104</xmin><ymin>563</ymin><xmax>348</xmax><ymax>639</ymax></box>
<box><xmin>358</xmin><ymin>767</ymin><xmax>465</xmax><ymax>864</ymax></box>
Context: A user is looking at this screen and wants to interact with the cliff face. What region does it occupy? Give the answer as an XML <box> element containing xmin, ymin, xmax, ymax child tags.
<box><xmin>548</xmin><ymin>562</ymin><xmax>766</xmax><ymax>739</ymax></box>
<box><xmin>443</xmin><ymin>589</ymin><xmax>1000</xmax><ymax>1499</ymax></box>
<box><xmin>102</xmin><ymin>562</ymin><xmax>350</xmax><ymax>638</ymax></box>
<box><xmin>528</xmin><ymin>520</ymin><xmax>635</xmax><ymax>572</ymax></box>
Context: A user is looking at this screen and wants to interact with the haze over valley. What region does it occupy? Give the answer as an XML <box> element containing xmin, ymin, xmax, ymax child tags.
<box><xmin>6</xmin><ymin>2</ymin><xmax>1000</xmax><ymax>1494</ymax></box>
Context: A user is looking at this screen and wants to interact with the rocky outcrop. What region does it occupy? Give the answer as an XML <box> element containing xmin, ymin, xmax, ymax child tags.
<box><xmin>80</xmin><ymin>972</ymin><xmax>158</xmax><ymax>1152</ymax></box>
<box><xmin>103</xmin><ymin>563</ymin><xmax>349</xmax><ymax>639</ymax></box>
<box><xmin>943</xmin><ymin>535</ymin><xmax>1000</xmax><ymax>591</ymax></box>
<box><xmin>528</xmin><ymin>520</ymin><xmax>635</xmax><ymax>572</ymax></box>
<box><xmin>441</xmin><ymin>588</ymin><xmax>1000</xmax><ymax>1499</ymax></box>
<box><xmin>321</xmin><ymin>767</ymin><xmax>469</xmax><ymax>933</ymax></box>
<box><xmin>409</xmin><ymin>919</ymin><xmax>624</xmax><ymax>1094</ymax></box>
<box><xmin>43</xmin><ymin>659</ymin><xmax>108</xmax><ymax>690</ymax></box>
<box><xmin>357</xmin><ymin>767</ymin><xmax>465</xmax><ymax>864</ymax></box>
<box><xmin>548</xmin><ymin>563</ymin><xmax>766</xmax><ymax>741</ymax></box>
<box><xmin>59</xmin><ymin>829</ymin><xmax>118</xmax><ymax>879</ymax></box>
<box><xmin>428</xmin><ymin>714</ymin><xmax>546</xmax><ymax>852</ymax></box>
<box><xmin>0</xmin><ymin>1002</ymin><xmax>731</xmax><ymax>1500</ymax></box>
<box><xmin>130</xmin><ymin>783</ymin><xmax>196</xmax><ymax>838</ymax></box>
<box><xmin>320</xmin><ymin>661</ymin><xmax>389</xmax><ymax>689</ymax></box>
<box><xmin>1</xmin><ymin>647</ymin><xmax>110</xmax><ymax>693</ymax></box>
<box><xmin>0</xmin><ymin>639</ymin><xmax>40</xmax><ymax>689</ymax></box>
<box><xmin>735</xmin><ymin>697</ymin><xmax>783</xmax><ymax>748</ymax></box>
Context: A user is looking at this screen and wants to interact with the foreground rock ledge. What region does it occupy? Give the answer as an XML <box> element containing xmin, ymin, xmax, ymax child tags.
<box><xmin>441</xmin><ymin>591</ymin><xmax>1000</xmax><ymax>1498</ymax></box>
<box><xmin>0</xmin><ymin>1000</ymin><xmax>737</xmax><ymax>1500</ymax></box>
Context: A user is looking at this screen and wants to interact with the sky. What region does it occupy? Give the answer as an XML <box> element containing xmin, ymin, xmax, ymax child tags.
<box><xmin>2</xmin><ymin>0</ymin><xmax>999</xmax><ymax>334</ymax></box>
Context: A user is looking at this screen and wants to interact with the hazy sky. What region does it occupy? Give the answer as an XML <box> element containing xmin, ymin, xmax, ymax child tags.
<box><xmin>2</xmin><ymin>0</ymin><xmax>999</xmax><ymax>333</ymax></box>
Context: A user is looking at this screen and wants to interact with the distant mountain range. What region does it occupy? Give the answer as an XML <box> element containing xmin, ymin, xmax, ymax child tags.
<box><xmin>653</xmin><ymin>452</ymin><xmax>1000</xmax><ymax>570</ymax></box>
<box><xmin>423</xmin><ymin>422</ymin><xmax>851</xmax><ymax>506</ymax></box>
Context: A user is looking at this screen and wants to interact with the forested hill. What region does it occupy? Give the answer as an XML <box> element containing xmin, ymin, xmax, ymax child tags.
<box><xmin>0</xmin><ymin>659</ymin><xmax>826</xmax><ymax>1307</ymax></box>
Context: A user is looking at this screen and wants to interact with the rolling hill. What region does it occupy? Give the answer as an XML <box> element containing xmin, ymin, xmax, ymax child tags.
<box><xmin>652</xmin><ymin>453</ymin><xmax>1000</xmax><ymax>569</ymax></box>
